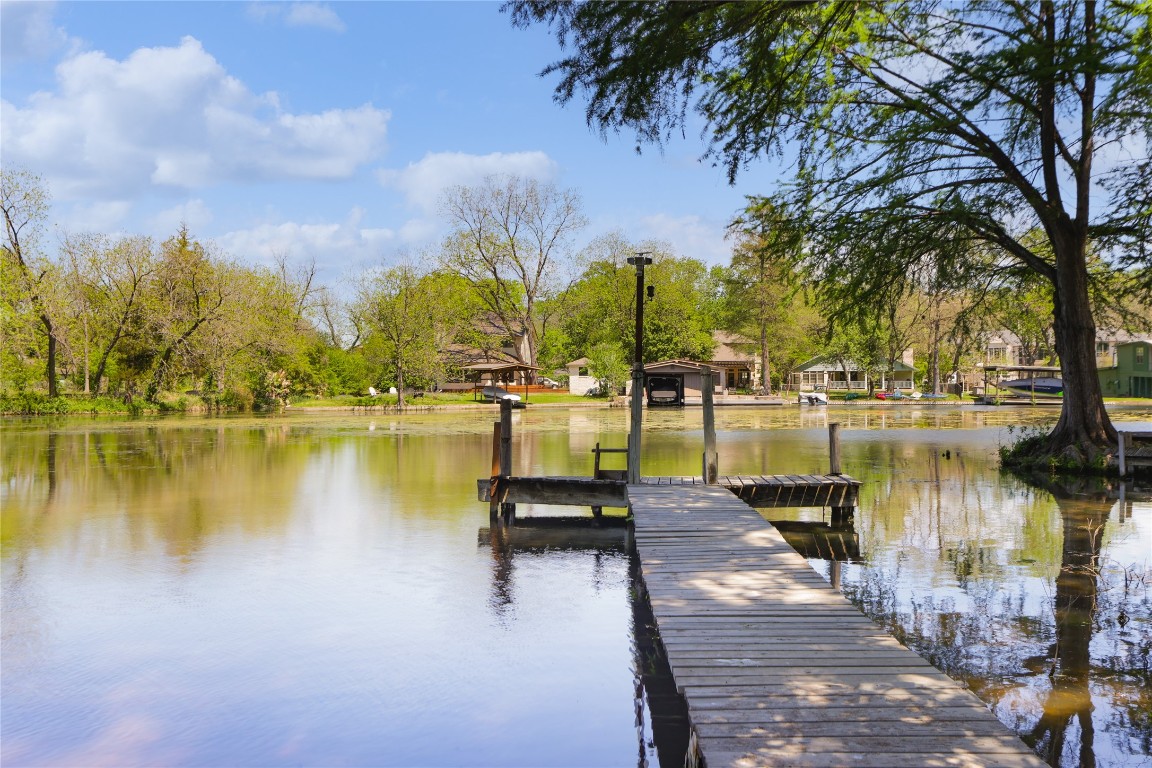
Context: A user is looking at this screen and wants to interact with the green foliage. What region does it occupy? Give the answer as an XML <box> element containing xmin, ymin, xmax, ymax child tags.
<box><xmin>587</xmin><ymin>342</ymin><xmax>629</xmax><ymax>395</ymax></box>
<box><xmin>0</xmin><ymin>393</ymin><xmax>145</xmax><ymax>415</ymax></box>
<box><xmin>559</xmin><ymin>234</ymin><xmax>716</xmax><ymax>365</ymax></box>
<box><xmin>513</xmin><ymin>0</ymin><xmax>1150</xmax><ymax>452</ymax></box>
<box><xmin>202</xmin><ymin>385</ymin><xmax>255</xmax><ymax>412</ymax></box>
<box><xmin>1000</xmin><ymin>427</ymin><xmax>1112</xmax><ymax>475</ymax></box>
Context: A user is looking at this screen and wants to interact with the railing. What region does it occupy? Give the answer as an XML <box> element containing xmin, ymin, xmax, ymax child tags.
<box><xmin>823</xmin><ymin>381</ymin><xmax>869</xmax><ymax>390</ymax></box>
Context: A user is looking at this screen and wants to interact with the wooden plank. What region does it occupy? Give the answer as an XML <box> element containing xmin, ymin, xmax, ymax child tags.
<box><xmin>703</xmin><ymin>749</ymin><xmax>1043</xmax><ymax>768</ymax></box>
<box><xmin>627</xmin><ymin>483</ymin><xmax>1043</xmax><ymax>768</ymax></box>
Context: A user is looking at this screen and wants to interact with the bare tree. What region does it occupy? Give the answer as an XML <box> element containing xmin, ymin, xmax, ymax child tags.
<box><xmin>440</xmin><ymin>175</ymin><xmax>586</xmax><ymax>371</ymax></box>
<box><xmin>2</xmin><ymin>169</ymin><xmax>60</xmax><ymax>396</ymax></box>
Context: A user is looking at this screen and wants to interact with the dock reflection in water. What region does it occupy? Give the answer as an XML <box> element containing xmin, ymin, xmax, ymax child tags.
<box><xmin>479</xmin><ymin>517</ymin><xmax>690</xmax><ymax>768</ymax></box>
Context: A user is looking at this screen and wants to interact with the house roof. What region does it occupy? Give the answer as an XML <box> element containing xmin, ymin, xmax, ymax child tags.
<box><xmin>710</xmin><ymin>330</ymin><xmax>756</xmax><ymax>364</ymax></box>
<box><xmin>461</xmin><ymin>361</ymin><xmax>541</xmax><ymax>375</ymax></box>
<box><xmin>645</xmin><ymin>359</ymin><xmax>710</xmax><ymax>374</ymax></box>
<box><xmin>794</xmin><ymin>355</ymin><xmax>915</xmax><ymax>373</ymax></box>
<box><xmin>566</xmin><ymin>357</ymin><xmax>590</xmax><ymax>367</ymax></box>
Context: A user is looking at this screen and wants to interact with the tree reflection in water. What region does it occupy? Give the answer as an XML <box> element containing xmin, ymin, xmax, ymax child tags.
<box><xmin>834</xmin><ymin>471</ymin><xmax>1151</xmax><ymax>768</ymax></box>
<box><xmin>1021</xmin><ymin>485</ymin><xmax>1131</xmax><ymax>768</ymax></box>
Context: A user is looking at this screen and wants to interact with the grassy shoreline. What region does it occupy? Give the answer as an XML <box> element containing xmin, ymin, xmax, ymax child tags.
<box><xmin>4</xmin><ymin>391</ymin><xmax>1151</xmax><ymax>416</ymax></box>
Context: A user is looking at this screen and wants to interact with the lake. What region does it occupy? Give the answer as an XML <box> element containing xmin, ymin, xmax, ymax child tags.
<box><xmin>2</xmin><ymin>405</ymin><xmax>1150</xmax><ymax>767</ymax></box>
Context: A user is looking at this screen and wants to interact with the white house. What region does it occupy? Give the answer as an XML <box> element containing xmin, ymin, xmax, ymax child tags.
<box><xmin>565</xmin><ymin>357</ymin><xmax>600</xmax><ymax>395</ymax></box>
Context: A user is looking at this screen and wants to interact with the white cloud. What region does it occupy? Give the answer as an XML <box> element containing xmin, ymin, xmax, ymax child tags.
<box><xmin>0</xmin><ymin>36</ymin><xmax>388</xmax><ymax>200</ymax></box>
<box><xmin>636</xmin><ymin>213</ymin><xmax>731</xmax><ymax>265</ymax></box>
<box><xmin>0</xmin><ymin>1</ymin><xmax>75</xmax><ymax>62</ymax></box>
<box><xmin>246</xmin><ymin>2</ymin><xmax>346</xmax><ymax>32</ymax></box>
<box><xmin>284</xmin><ymin>3</ymin><xmax>346</xmax><ymax>32</ymax></box>
<box><xmin>216</xmin><ymin>209</ymin><xmax>397</xmax><ymax>277</ymax></box>
<box><xmin>377</xmin><ymin>151</ymin><xmax>558</xmax><ymax>214</ymax></box>
<box><xmin>148</xmin><ymin>199</ymin><xmax>214</xmax><ymax>235</ymax></box>
<box><xmin>60</xmin><ymin>200</ymin><xmax>134</xmax><ymax>234</ymax></box>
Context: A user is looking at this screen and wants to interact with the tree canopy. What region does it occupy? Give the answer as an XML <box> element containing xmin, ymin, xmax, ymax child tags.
<box><xmin>510</xmin><ymin>0</ymin><xmax>1152</xmax><ymax>463</ymax></box>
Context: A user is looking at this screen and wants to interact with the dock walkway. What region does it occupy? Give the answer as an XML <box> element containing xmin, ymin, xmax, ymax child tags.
<box><xmin>629</xmin><ymin>483</ymin><xmax>1044</xmax><ymax>768</ymax></box>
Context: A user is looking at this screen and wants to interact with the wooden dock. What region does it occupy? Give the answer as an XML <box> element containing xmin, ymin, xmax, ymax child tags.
<box><xmin>477</xmin><ymin>473</ymin><xmax>860</xmax><ymax>512</ymax></box>
<box><xmin>629</xmin><ymin>483</ymin><xmax>1045</xmax><ymax>768</ymax></box>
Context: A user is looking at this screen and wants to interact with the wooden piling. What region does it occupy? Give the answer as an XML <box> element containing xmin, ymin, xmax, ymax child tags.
<box><xmin>628</xmin><ymin>371</ymin><xmax>644</xmax><ymax>484</ymax></box>
<box><xmin>499</xmin><ymin>399</ymin><xmax>514</xmax><ymax>518</ymax></box>
<box><xmin>828</xmin><ymin>423</ymin><xmax>852</xmax><ymax>526</ymax></box>
<box><xmin>490</xmin><ymin>421</ymin><xmax>501</xmax><ymax>519</ymax></box>
<box><xmin>829</xmin><ymin>422</ymin><xmax>842</xmax><ymax>475</ymax></box>
<box><xmin>701</xmin><ymin>367</ymin><xmax>718</xmax><ymax>484</ymax></box>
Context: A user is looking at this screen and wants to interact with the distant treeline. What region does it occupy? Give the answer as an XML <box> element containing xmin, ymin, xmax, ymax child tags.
<box><xmin>4</xmin><ymin>170</ymin><xmax>1149</xmax><ymax>412</ymax></box>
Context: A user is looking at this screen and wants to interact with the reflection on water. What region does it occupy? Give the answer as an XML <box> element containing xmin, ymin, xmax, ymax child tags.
<box><xmin>3</xmin><ymin>406</ymin><xmax>1151</xmax><ymax>767</ymax></box>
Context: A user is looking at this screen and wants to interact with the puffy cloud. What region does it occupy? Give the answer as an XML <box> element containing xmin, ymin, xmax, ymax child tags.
<box><xmin>216</xmin><ymin>209</ymin><xmax>397</xmax><ymax>276</ymax></box>
<box><xmin>0</xmin><ymin>36</ymin><xmax>388</xmax><ymax>200</ymax></box>
<box><xmin>284</xmin><ymin>3</ymin><xmax>346</xmax><ymax>32</ymax></box>
<box><xmin>377</xmin><ymin>151</ymin><xmax>558</xmax><ymax>214</ymax></box>
<box><xmin>246</xmin><ymin>2</ymin><xmax>346</xmax><ymax>32</ymax></box>
<box><xmin>636</xmin><ymin>213</ymin><xmax>731</xmax><ymax>265</ymax></box>
<box><xmin>0</xmin><ymin>1</ymin><xmax>75</xmax><ymax>62</ymax></box>
<box><xmin>147</xmin><ymin>199</ymin><xmax>215</xmax><ymax>235</ymax></box>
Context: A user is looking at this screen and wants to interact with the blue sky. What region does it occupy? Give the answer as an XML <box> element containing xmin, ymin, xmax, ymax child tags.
<box><xmin>2</xmin><ymin>1</ymin><xmax>786</xmax><ymax>285</ymax></box>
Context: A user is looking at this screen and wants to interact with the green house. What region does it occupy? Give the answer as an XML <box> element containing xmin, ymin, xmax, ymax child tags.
<box><xmin>1098</xmin><ymin>339</ymin><xmax>1152</xmax><ymax>398</ymax></box>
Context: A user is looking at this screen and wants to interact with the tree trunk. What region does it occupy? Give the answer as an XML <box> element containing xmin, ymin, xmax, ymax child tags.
<box><xmin>760</xmin><ymin>325</ymin><xmax>770</xmax><ymax>394</ymax></box>
<box><xmin>83</xmin><ymin>314</ymin><xmax>90</xmax><ymax>395</ymax></box>
<box><xmin>930</xmin><ymin>317</ymin><xmax>941</xmax><ymax>395</ymax></box>
<box><xmin>1047</xmin><ymin>235</ymin><xmax>1115</xmax><ymax>455</ymax></box>
<box><xmin>396</xmin><ymin>363</ymin><xmax>405</xmax><ymax>408</ymax></box>
<box><xmin>42</xmin><ymin>313</ymin><xmax>58</xmax><ymax>398</ymax></box>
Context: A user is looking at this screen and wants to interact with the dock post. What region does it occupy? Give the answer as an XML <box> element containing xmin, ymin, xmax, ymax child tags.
<box><xmin>1118</xmin><ymin>431</ymin><xmax>1127</xmax><ymax>476</ymax></box>
<box><xmin>829</xmin><ymin>423</ymin><xmax>842</xmax><ymax>475</ymax></box>
<box><xmin>499</xmin><ymin>399</ymin><xmax>515</xmax><ymax>520</ymax></box>
<box><xmin>627</xmin><ymin>252</ymin><xmax>651</xmax><ymax>485</ymax></box>
<box><xmin>490</xmin><ymin>421</ymin><xmax>501</xmax><ymax>520</ymax></box>
<box><xmin>702</xmin><ymin>367</ymin><xmax>718</xmax><ymax>484</ymax></box>
<box><xmin>628</xmin><ymin>370</ymin><xmax>644</xmax><ymax>484</ymax></box>
<box><xmin>828</xmin><ymin>423</ymin><xmax>852</xmax><ymax>526</ymax></box>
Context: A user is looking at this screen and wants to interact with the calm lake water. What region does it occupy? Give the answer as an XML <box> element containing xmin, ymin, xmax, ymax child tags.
<box><xmin>3</xmin><ymin>405</ymin><xmax>1150</xmax><ymax>767</ymax></box>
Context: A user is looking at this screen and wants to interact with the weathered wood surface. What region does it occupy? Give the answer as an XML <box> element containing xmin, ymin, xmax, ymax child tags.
<box><xmin>628</xmin><ymin>484</ymin><xmax>1044</xmax><ymax>768</ymax></box>
<box><xmin>1118</xmin><ymin>430</ymin><xmax>1152</xmax><ymax>476</ymax></box>
<box><xmin>476</xmin><ymin>474</ymin><xmax>860</xmax><ymax>510</ymax></box>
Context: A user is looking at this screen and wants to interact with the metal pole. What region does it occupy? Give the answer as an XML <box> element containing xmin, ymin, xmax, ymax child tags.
<box><xmin>627</xmin><ymin>253</ymin><xmax>652</xmax><ymax>484</ymax></box>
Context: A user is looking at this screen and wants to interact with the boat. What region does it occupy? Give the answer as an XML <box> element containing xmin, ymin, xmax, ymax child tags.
<box><xmin>999</xmin><ymin>377</ymin><xmax>1063</xmax><ymax>396</ymax></box>
<box><xmin>482</xmin><ymin>385</ymin><xmax>522</xmax><ymax>403</ymax></box>
<box><xmin>646</xmin><ymin>375</ymin><xmax>683</xmax><ymax>406</ymax></box>
<box><xmin>798</xmin><ymin>391</ymin><xmax>829</xmax><ymax>405</ymax></box>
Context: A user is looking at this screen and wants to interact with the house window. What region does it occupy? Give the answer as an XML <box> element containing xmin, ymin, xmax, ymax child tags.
<box><xmin>1097</xmin><ymin>341</ymin><xmax>1110</xmax><ymax>354</ymax></box>
<box><xmin>1137</xmin><ymin>345</ymin><xmax>1147</xmax><ymax>366</ymax></box>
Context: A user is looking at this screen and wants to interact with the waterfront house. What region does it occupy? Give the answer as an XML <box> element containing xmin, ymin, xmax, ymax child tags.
<box><xmin>565</xmin><ymin>357</ymin><xmax>599</xmax><ymax>395</ymax></box>
<box><xmin>709</xmin><ymin>331</ymin><xmax>760</xmax><ymax>391</ymax></box>
<box><xmin>1097</xmin><ymin>339</ymin><xmax>1152</xmax><ymax>398</ymax></box>
<box><xmin>789</xmin><ymin>353</ymin><xmax>916</xmax><ymax>393</ymax></box>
